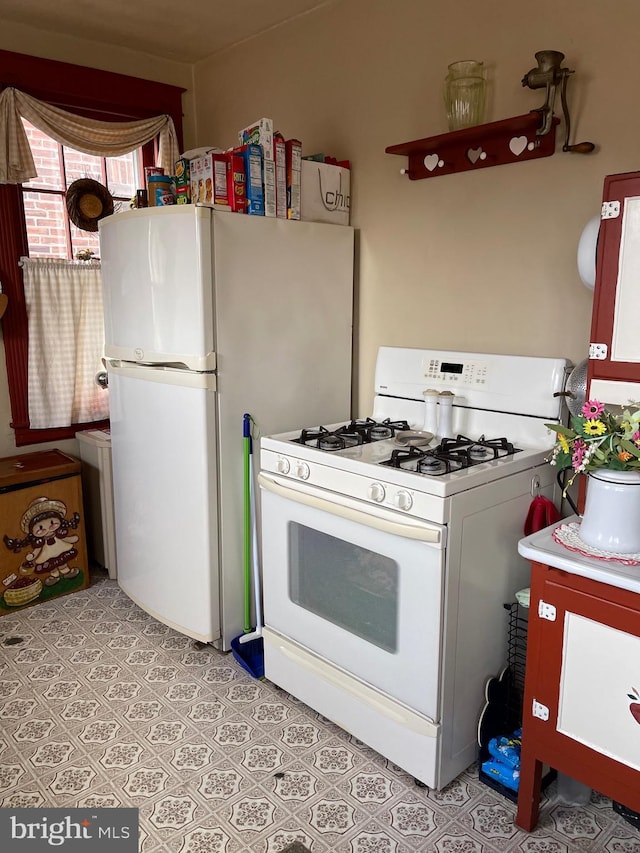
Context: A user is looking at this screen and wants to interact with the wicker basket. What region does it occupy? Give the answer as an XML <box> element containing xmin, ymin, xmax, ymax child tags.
<box><xmin>4</xmin><ymin>577</ymin><xmax>42</xmax><ymax>607</ymax></box>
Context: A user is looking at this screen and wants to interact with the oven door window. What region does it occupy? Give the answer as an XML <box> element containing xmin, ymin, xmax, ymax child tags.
<box><xmin>289</xmin><ymin>523</ymin><xmax>398</xmax><ymax>653</ymax></box>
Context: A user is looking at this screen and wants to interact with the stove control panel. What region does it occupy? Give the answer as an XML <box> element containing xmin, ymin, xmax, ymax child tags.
<box><xmin>422</xmin><ymin>357</ymin><xmax>489</xmax><ymax>388</ymax></box>
<box><xmin>260</xmin><ymin>448</ymin><xmax>449</xmax><ymax>524</ymax></box>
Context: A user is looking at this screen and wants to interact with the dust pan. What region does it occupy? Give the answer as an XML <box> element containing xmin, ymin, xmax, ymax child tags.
<box><xmin>231</xmin><ymin>414</ymin><xmax>264</xmax><ymax>679</ymax></box>
<box><xmin>231</xmin><ymin>634</ymin><xmax>264</xmax><ymax>679</ymax></box>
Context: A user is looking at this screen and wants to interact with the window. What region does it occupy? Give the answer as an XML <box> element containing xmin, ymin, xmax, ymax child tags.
<box><xmin>0</xmin><ymin>49</ymin><xmax>185</xmax><ymax>446</ymax></box>
<box><xmin>21</xmin><ymin>120</ymin><xmax>142</xmax><ymax>260</ymax></box>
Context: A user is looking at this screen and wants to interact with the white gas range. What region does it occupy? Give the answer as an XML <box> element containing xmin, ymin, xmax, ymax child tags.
<box><xmin>258</xmin><ymin>347</ymin><xmax>571</xmax><ymax>789</ymax></box>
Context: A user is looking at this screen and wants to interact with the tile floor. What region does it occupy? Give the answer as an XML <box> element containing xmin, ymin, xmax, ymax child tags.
<box><xmin>0</xmin><ymin>571</ymin><xmax>638</xmax><ymax>853</ymax></box>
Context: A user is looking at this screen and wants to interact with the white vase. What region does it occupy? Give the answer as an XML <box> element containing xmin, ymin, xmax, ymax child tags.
<box><xmin>579</xmin><ymin>469</ymin><xmax>640</xmax><ymax>554</ymax></box>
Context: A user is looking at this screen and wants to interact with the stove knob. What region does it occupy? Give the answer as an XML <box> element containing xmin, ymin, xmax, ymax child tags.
<box><xmin>368</xmin><ymin>482</ymin><xmax>386</xmax><ymax>502</ymax></box>
<box><xmin>295</xmin><ymin>461</ymin><xmax>310</xmax><ymax>480</ymax></box>
<box><xmin>394</xmin><ymin>490</ymin><xmax>413</xmax><ymax>511</ymax></box>
<box><xmin>277</xmin><ymin>457</ymin><xmax>290</xmax><ymax>475</ymax></box>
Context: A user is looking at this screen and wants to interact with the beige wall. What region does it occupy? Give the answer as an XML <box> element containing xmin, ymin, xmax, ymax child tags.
<box><xmin>1</xmin><ymin>0</ymin><xmax>639</xmax><ymax>454</ymax></box>
<box><xmin>193</xmin><ymin>0</ymin><xmax>636</xmax><ymax>416</ymax></box>
<box><xmin>0</xmin><ymin>20</ymin><xmax>195</xmax><ymax>458</ymax></box>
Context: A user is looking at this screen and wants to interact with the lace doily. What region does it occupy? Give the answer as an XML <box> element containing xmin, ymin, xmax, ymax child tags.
<box><xmin>552</xmin><ymin>522</ymin><xmax>640</xmax><ymax>566</ymax></box>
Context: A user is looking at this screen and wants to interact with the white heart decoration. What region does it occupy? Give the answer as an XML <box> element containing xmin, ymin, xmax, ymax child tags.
<box><xmin>424</xmin><ymin>154</ymin><xmax>440</xmax><ymax>172</ymax></box>
<box><xmin>467</xmin><ymin>147</ymin><xmax>482</xmax><ymax>164</ymax></box>
<box><xmin>509</xmin><ymin>136</ymin><xmax>527</xmax><ymax>156</ymax></box>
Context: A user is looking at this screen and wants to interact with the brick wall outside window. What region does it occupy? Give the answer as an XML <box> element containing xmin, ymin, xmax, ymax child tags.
<box><xmin>22</xmin><ymin>122</ymin><xmax>138</xmax><ymax>259</ymax></box>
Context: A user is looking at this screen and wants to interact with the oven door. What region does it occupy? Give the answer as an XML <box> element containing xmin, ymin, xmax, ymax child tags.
<box><xmin>259</xmin><ymin>472</ymin><xmax>445</xmax><ymax>719</ymax></box>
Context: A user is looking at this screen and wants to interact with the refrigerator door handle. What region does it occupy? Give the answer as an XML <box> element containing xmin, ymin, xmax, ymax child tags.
<box><xmin>106</xmin><ymin>361</ymin><xmax>217</xmax><ymax>391</ymax></box>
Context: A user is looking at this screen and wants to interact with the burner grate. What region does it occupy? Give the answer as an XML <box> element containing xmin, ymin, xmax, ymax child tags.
<box><xmin>382</xmin><ymin>434</ymin><xmax>521</xmax><ymax>475</ymax></box>
<box><xmin>295</xmin><ymin>419</ymin><xmax>411</xmax><ymax>451</ymax></box>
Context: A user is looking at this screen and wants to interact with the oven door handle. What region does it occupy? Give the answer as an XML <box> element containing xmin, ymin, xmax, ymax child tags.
<box><xmin>258</xmin><ymin>472</ymin><xmax>442</xmax><ymax>544</ymax></box>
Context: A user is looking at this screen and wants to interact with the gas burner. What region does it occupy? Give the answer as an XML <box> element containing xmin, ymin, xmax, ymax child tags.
<box><xmin>294</xmin><ymin>419</ymin><xmax>411</xmax><ymax>450</ymax></box>
<box><xmin>296</xmin><ymin>426</ymin><xmax>365</xmax><ymax>451</ymax></box>
<box><xmin>383</xmin><ymin>445</ymin><xmax>467</xmax><ymax>476</ymax></box>
<box><xmin>370</xmin><ymin>425</ymin><xmax>393</xmax><ymax>441</ymax></box>
<box><xmin>318</xmin><ymin>432</ymin><xmax>362</xmax><ymax>451</ymax></box>
<box><xmin>441</xmin><ymin>435</ymin><xmax>518</xmax><ymax>463</ymax></box>
<box><xmin>381</xmin><ymin>434</ymin><xmax>521</xmax><ymax>476</ymax></box>
<box><xmin>339</xmin><ymin>418</ymin><xmax>411</xmax><ymax>442</ymax></box>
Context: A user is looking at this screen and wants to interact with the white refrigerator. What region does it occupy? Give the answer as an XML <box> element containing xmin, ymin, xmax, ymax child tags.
<box><xmin>98</xmin><ymin>205</ymin><xmax>354</xmax><ymax>649</ymax></box>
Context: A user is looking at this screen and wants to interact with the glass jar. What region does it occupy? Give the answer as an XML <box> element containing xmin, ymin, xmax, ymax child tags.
<box><xmin>444</xmin><ymin>60</ymin><xmax>486</xmax><ymax>131</ymax></box>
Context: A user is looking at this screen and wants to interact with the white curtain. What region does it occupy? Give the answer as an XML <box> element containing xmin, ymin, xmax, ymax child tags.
<box><xmin>22</xmin><ymin>258</ymin><xmax>109</xmax><ymax>429</ymax></box>
<box><xmin>0</xmin><ymin>87</ymin><xmax>179</xmax><ymax>184</ymax></box>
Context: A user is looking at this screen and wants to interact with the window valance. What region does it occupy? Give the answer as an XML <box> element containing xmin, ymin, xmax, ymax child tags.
<box><xmin>0</xmin><ymin>86</ymin><xmax>179</xmax><ymax>184</ymax></box>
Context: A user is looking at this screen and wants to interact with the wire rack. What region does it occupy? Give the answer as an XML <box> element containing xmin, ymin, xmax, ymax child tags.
<box><xmin>504</xmin><ymin>600</ymin><xmax>530</xmax><ymax>731</ymax></box>
<box><xmin>477</xmin><ymin>599</ymin><xmax>531</xmax><ymax>802</ymax></box>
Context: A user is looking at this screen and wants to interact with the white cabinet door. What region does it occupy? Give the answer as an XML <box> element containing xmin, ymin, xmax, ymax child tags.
<box><xmin>557</xmin><ymin>612</ymin><xmax>640</xmax><ymax>771</ymax></box>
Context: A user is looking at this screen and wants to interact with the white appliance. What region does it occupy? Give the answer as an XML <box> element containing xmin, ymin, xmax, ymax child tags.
<box><xmin>259</xmin><ymin>346</ymin><xmax>571</xmax><ymax>789</ymax></box>
<box><xmin>76</xmin><ymin>428</ymin><xmax>117</xmax><ymax>579</ymax></box>
<box><xmin>98</xmin><ymin>205</ymin><xmax>354</xmax><ymax>648</ymax></box>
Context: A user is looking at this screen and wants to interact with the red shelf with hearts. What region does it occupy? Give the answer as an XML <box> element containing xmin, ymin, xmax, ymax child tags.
<box><xmin>385</xmin><ymin>111</ymin><xmax>559</xmax><ymax>180</ymax></box>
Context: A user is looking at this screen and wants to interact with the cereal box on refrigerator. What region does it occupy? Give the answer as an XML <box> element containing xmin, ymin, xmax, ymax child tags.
<box><xmin>190</xmin><ymin>156</ymin><xmax>204</xmax><ymax>204</ymax></box>
<box><xmin>274</xmin><ymin>132</ymin><xmax>287</xmax><ymax>219</ymax></box>
<box><xmin>212</xmin><ymin>154</ymin><xmax>231</xmax><ymax>208</ymax></box>
<box><xmin>263</xmin><ymin>158</ymin><xmax>276</xmax><ymax>217</ymax></box>
<box><xmin>285</xmin><ymin>138</ymin><xmax>302</xmax><ymax>220</ymax></box>
<box><xmin>238</xmin><ymin>118</ymin><xmax>274</xmax><ymax>160</ymax></box>
<box><xmin>235</xmin><ymin>144</ymin><xmax>264</xmax><ymax>216</ymax></box>
<box><xmin>227</xmin><ymin>153</ymin><xmax>247</xmax><ymax>213</ymax></box>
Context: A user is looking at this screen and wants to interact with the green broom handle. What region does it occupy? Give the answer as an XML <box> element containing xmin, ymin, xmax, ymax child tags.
<box><xmin>243</xmin><ymin>414</ymin><xmax>252</xmax><ymax>634</ymax></box>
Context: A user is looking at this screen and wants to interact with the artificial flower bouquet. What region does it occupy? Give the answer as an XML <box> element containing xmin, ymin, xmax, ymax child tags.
<box><xmin>547</xmin><ymin>399</ymin><xmax>640</xmax><ymax>488</ymax></box>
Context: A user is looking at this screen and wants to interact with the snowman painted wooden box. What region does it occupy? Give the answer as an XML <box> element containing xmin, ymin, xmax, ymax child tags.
<box><xmin>1</xmin><ymin>449</ymin><xmax>89</xmax><ymax>614</ymax></box>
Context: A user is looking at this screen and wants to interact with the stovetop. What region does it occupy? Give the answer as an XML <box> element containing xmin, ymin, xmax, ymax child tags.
<box><xmin>259</xmin><ymin>347</ymin><xmax>570</xmax><ymax>508</ymax></box>
<box><xmin>260</xmin><ymin>418</ymin><xmax>550</xmax><ymax>507</ymax></box>
<box><xmin>292</xmin><ymin>418</ymin><xmax>522</xmax><ymax>476</ymax></box>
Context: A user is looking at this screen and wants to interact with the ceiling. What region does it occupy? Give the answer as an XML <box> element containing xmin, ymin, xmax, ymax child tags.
<box><xmin>0</xmin><ymin>0</ymin><xmax>334</xmax><ymax>64</ymax></box>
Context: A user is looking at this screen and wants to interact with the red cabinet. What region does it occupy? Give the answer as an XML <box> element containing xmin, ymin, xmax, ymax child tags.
<box><xmin>516</xmin><ymin>560</ymin><xmax>640</xmax><ymax>830</ymax></box>
<box><xmin>588</xmin><ymin>171</ymin><xmax>640</xmax><ymax>405</ymax></box>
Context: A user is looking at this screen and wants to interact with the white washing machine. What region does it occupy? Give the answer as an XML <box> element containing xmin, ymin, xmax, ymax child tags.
<box><xmin>76</xmin><ymin>429</ymin><xmax>117</xmax><ymax>579</ymax></box>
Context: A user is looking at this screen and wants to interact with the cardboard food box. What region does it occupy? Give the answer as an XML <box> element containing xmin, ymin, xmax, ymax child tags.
<box><xmin>0</xmin><ymin>450</ymin><xmax>89</xmax><ymax>615</ymax></box>
<box><xmin>212</xmin><ymin>154</ymin><xmax>231</xmax><ymax>208</ymax></box>
<box><xmin>190</xmin><ymin>156</ymin><xmax>205</xmax><ymax>204</ymax></box>
<box><xmin>227</xmin><ymin>153</ymin><xmax>246</xmax><ymax>213</ymax></box>
<box><xmin>285</xmin><ymin>138</ymin><xmax>302</xmax><ymax>220</ymax></box>
<box><xmin>239</xmin><ymin>119</ymin><xmax>275</xmax><ymax>216</ymax></box>
<box><xmin>238</xmin><ymin>118</ymin><xmax>274</xmax><ymax>160</ymax></box>
<box><xmin>300</xmin><ymin>159</ymin><xmax>351</xmax><ymax>225</ymax></box>
<box><xmin>235</xmin><ymin>144</ymin><xmax>264</xmax><ymax>216</ymax></box>
<box><xmin>274</xmin><ymin>132</ymin><xmax>287</xmax><ymax>219</ymax></box>
<box><xmin>263</xmin><ymin>158</ymin><xmax>276</xmax><ymax>218</ymax></box>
